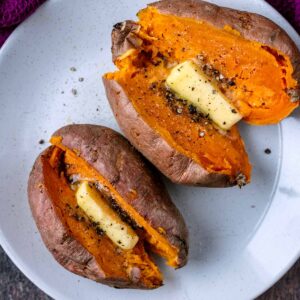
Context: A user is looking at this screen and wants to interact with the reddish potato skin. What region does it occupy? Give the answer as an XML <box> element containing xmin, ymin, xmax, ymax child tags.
<box><xmin>28</xmin><ymin>125</ymin><xmax>188</xmax><ymax>288</ymax></box>
<box><xmin>103</xmin><ymin>78</ymin><xmax>233</xmax><ymax>187</ymax></box>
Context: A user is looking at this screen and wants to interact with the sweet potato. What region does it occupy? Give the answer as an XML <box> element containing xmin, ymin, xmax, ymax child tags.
<box><xmin>28</xmin><ymin>124</ymin><xmax>188</xmax><ymax>289</ymax></box>
<box><xmin>103</xmin><ymin>0</ymin><xmax>300</xmax><ymax>186</ymax></box>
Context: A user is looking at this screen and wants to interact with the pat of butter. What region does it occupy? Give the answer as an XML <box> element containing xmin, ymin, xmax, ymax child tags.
<box><xmin>76</xmin><ymin>181</ymin><xmax>139</xmax><ymax>250</ymax></box>
<box><xmin>166</xmin><ymin>60</ymin><xmax>242</xmax><ymax>130</ymax></box>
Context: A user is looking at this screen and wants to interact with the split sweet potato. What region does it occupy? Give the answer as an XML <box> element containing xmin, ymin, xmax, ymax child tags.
<box><xmin>28</xmin><ymin>124</ymin><xmax>188</xmax><ymax>289</ymax></box>
<box><xmin>103</xmin><ymin>0</ymin><xmax>300</xmax><ymax>186</ymax></box>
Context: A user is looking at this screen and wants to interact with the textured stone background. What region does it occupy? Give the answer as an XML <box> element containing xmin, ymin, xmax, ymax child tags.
<box><xmin>0</xmin><ymin>246</ymin><xmax>299</xmax><ymax>299</ymax></box>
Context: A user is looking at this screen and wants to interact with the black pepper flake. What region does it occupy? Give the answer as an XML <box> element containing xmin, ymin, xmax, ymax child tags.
<box><xmin>39</xmin><ymin>139</ymin><xmax>45</xmax><ymax>145</ymax></box>
<box><xmin>191</xmin><ymin>87</ymin><xmax>195</xmax><ymax>91</ymax></box>
<box><xmin>149</xmin><ymin>82</ymin><xmax>158</xmax><ymax>90</ymax></box>
<box><xmin>231</xmin><ymin>109</ymin><xmax>237</xmax><ymax>114</ymax></box>
<box><xmin>73</xmin><ymin>214</ymin><xmax>84</xmax><ymax>222</ymax></box>
<box><xmin>92</xmin><ymin>221</ymin><xmax>100</xmax><ymax>227</ymax></box>
<box><xmin>70</xmin><ymin>67</ymin><xmax>77</xmax><ymax>72</ymax></box>
<box><xmin>78</xmin><ymin>77</ymin><xmax>84</xmax><ymax>82</ymax></box>
<box><xmin>71</xmin><ymin>88</ymin><xmax>78</xmax><ymax>96</ymax></box>
<box><xmin>96</xmin><ymin>227</ymin><xmax>104</xmax><ymax>236</ymax></box>
<box><xmin>188</xmin><ymin>104</ymin><xmax>197</xmax><ymax>114</ymax></box>
<box><xmin>228</xmin><ymin>80</ymin><xmax>236</xmax><ymax>86</ymax></box>
<box><xmin>264</xmin><ymin>148</ymin><xmax>271</xmax><ymax>155</ymax></box>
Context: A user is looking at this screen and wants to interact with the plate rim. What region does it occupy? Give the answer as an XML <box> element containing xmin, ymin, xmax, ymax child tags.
<box><xmin>0</xmin><ymin>0</ymin><xmax>299</xmax><ymax>299</ymax></box>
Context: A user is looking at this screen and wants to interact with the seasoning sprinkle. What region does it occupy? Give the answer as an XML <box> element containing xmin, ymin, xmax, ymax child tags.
<box><xmin>176</xmin><ymin>107</ymin><xmax>183</xmax><ymax>114</ymax></box>
<box><xmin>264</xmin><ymin>148</ymin><xmax>271</xmax><ymax>154</ymax></box>
<box><xmin>197</xmin><ymin>54</ymin><xmax>205</xmax><ymax>61</ymax></box>
<box><xmin>149</xmin><ymin>82</ymin><xmax>158</xmax><ymax>90</ymax></box>
<box><xmin>71</xmin><ymin>88</ymin><xmax>78</xmax><ymax>96</ymax></box>
<box><xmin>70</xmin><ymin>67</ymin><xmax>77</xmax><ymax>72</ymax></box>
<box><xmin>188</xmin><ymin>104</ymin><xmax>197</xmax><ymax>114</ymax></box>
<box><xmin>199</xmin><ymin>131</ymin><xmax>205</xmax><ymax>137</ymax></box>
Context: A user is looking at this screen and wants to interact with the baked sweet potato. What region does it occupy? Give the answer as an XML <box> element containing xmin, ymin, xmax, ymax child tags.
<box><xmin>103</xmin><ymin>0</ymin><xmax>300</xmax><ymax>187</ymax></box>
<box><xmin>28</xmin><ymin>124</ymin><xmax>188</xmax><ymax>289</ymax></box>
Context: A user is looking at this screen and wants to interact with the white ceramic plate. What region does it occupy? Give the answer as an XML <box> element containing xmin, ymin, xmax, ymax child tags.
<box><xmin>0</xmin><ymin>0</ymin><xmax>299</xmax><ymax>299</ymax></box>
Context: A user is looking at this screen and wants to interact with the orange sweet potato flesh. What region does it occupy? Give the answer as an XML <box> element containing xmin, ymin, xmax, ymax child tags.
<box><xmin>135</xmin><ymin>7</ymin><xmax>298</xmax><ymax>124</ymax></box>
<box><xmin>110</xmin><ymin>60</ymin><xmax>251</xmax><ymax>180</ymax></box>
<box><xmin>45</xmin><ymin>147</ymin><xmax>163</xmax><ymax>288</ymax></box>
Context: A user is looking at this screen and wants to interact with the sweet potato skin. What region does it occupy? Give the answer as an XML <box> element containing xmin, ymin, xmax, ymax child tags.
<box><xmin>112</xmin><ymin>21</ymin><xmax>142</xmax><ymax>62</ymax></box>
<box><xmin>103</xmin><ymin>78</ymin><xmax>233</xmax><ymax>187</ymax></box>
<box><xmin>28</xmin><ymin>125</ymin><xmax>188</xmax><ymax>288</ymax></box>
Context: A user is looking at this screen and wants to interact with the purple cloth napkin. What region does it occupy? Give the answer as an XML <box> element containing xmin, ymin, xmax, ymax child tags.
<box><xmin>0</xmin><ymin>0</ymin><xmax>299</xmax><ymax>48</ymax></box>
<box><xmin>0</xmin><ymin>0</ymin><xmax>46</xmax><ymax>47</ymax></box>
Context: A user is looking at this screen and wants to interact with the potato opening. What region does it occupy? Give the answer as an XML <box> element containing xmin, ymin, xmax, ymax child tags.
<box><xmin>43</xmin><ymin>146</ymin><xmax>163</xmax><ymax>288</ymax></box>
<box><xmin>48</xmin><ymin>136</ymin><xmax>183</xmax><ymax>282</ymax></box>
